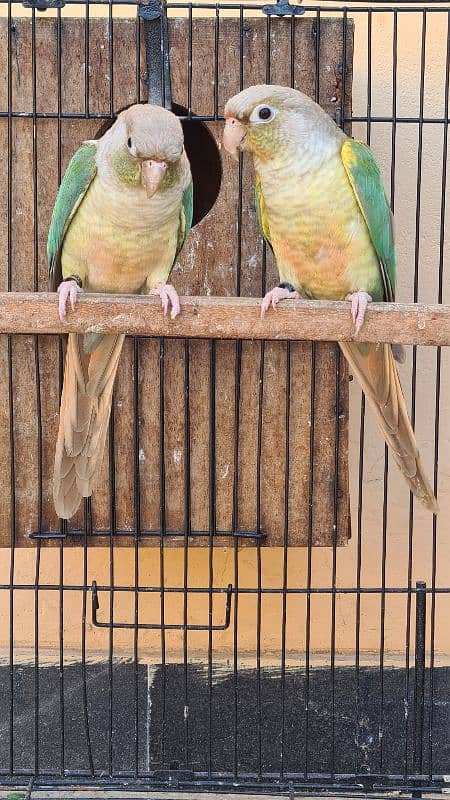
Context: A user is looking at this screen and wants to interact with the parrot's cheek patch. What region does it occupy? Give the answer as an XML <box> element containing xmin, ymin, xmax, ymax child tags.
<box><xmin>141</xmin><ymin>160</ymin><xmax>168</xmax><ymax>198</ymax></box>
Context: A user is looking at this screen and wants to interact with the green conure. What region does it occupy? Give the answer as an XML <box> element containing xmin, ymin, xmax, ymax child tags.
<box><xmin>48</xmin><ymin>104</ymin><xmax>193</xmax><ymax>519</ymax></box>
<box><xmin>223</xmin><ymin>84</ymin><xmax>437</xmax><ymax>513</ymax></box>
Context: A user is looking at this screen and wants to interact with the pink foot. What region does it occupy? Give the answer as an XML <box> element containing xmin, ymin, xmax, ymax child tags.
<box><xmin>150</xmin><ymin>282</ymin><xmax>180</xmax><ymax>319</ymax></box>
<box><xmin>57</xmin><ymin>279</ymin><xmax>81</xmax><ymax>322</ymax></box>
<box><xmin>346</xmin><ymin>291</ymin><xmax>372</xmax><ymax>335</ymax></box>
<box><xmin>260</xmin><ymin>286</ymin><xmax>299</xmax><ymax>319</ymax></box>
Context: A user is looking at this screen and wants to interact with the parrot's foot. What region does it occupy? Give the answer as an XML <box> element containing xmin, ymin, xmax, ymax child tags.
<box><xmin>260</xmin><ymin>286</ymin><xmax>299</xmax><ymax>319</ymax></box>
<box><xmin>57</xmin><ymin>279</ymin><xmax>81</xmax><ymax>323</ymax></box>
<box><xmin>150</xmin><ymin>282</ymin><xmax>180</xmax><ymax>319</ymax></box>
<box><xmin>346</xmin><ymin>291</ymin><xmax>372</xmax><ymax>335</ymax></box>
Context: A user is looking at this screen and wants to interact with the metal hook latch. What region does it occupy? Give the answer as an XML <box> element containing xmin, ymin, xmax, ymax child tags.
<box><xmin>91</xmin><ymin>581</ymin><xmax>233</xmax><ymax>631</ymax></box>
<box><xmin>262</xmin><ymin>0</ymin><xmax>305</xmax><ymax>16</ymax></box>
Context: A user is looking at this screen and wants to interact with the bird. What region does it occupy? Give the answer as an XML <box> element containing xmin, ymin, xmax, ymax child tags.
<box><xmin>48</xmin><ymin>103</ymin><xmax>193</xmax><ymax>519</ymax></box>
<box><xmin>222</xmin><ymin>84</ymin><xmax>438</xmax><ymax>513</ymax></box>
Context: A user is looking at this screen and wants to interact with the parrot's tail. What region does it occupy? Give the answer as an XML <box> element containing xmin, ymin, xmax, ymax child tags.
<box><xmin>339</xmin><ymin>341</ymin><xmax>439</xmax><ymax>514</ymax></box>
<box><xmin>53</xmin><ymin>332</ymin><xmax>125</xmax><ymax>520</ymax></box>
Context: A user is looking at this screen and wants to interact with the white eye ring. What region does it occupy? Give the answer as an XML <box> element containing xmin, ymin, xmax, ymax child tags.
<box><xmin>249</xmin><ymin>104</ymin><xmax>277</xmax><ymax>124</ymax></box>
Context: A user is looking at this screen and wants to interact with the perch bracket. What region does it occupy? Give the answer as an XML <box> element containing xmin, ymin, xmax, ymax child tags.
<box><xmin>91</xmin><ymin>580</ymin><xmax>233</xmax><ymax>631</ymax></box>
<box><xmin>262</xmin><ymin>0</ymin><xmax>305</xmax><ymax>15</ymax></box>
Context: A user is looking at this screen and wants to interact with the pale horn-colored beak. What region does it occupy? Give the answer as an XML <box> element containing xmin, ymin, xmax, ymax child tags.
<box><xmin>223</xmin><ymin>117</ymin><xmax>246</xmax><ymax>161</ymax></box>
<box><xmin>141</xmin><ymin>160</ymin><xmax>168</xmax><ymax>198</ymax></box>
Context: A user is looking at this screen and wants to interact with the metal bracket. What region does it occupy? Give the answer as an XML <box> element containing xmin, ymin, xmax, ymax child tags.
<box><xmin>262</xmin><ymin>0</ymin><xmax>305</xmax><ymax>16</ymax></box>
<box><xmin>91</xmin><ymin>581</ymin><xmax>233</xmax><ymax>631</ymax></box>
<box><xmin>22</xmin><ymin>0</ymin><xmax>65</xmax><ymax>9</ymax></box>
<box><xmin>139</xmin><ymin>0</ymin><xmax>172</xmax><ymax>109</ymax></box>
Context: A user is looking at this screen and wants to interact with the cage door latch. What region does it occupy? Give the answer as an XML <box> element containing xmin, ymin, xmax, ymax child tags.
<box><xmin>91</xmin><ymin>581</ymin><xmax>233</xmax><ymax>631</ymax></box>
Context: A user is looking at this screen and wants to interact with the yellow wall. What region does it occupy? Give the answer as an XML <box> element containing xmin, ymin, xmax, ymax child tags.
<box><xmin>0</xmin><ymin>4</ymin><xmax>449</xmax><ymax>667</ymax></box>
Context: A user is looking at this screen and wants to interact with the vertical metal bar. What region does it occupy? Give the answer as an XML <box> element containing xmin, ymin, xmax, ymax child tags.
<box><xmin>231</xmin><ymin>337</ymin><xmax>241</xmax><ymax>780</ymax></box>
<box><xmin>304</xmin><ymin>341</ymin><xmax>315</xmax><ymax>781</ymax></box>
<box><xmin>340</xmin><ymin>8</ymin><xmax>348</xmax><ymax>131</ymax></box>
<box><xmin>56</xmin><ymin>5</ymin><xmax>65</xmax><ymax>778</ymax></box>
<box><xmin>379</xmin><ymin>9</ymin><xmax>393</xmax><ymax>756</ymax></box>
<box><xmin>81</xmin><ymin>500</ymin><xmax>94</xmax><ymax>774</ymax></box>
<box><xmin>355</xmin><ymin>7</ymin><xmax>372</xmax><ymax>777</ymax></box>
<box><xmin>158</xmin><ymin>338</ymin><xmax>167</xmax><ymax>766</ymax></box>
<box><xmin>208</xmin><ymin>339</ymin><xmax>216</xmax><ymax>776</ymax></box>
<box><xmin>84</xmin><ymin>0</ymin><xmax>90</xmax><ymax>118</ymax></box>
<box><xmin>256</xmin><ymin>337</ymin><xmax>264</xmax><ymax>779</ymax></box>
<box><xmin>408</xmin><ymin>17</ymin><xmax>427</xmax><ymax>778</ymax></box>
<box><xmin>413</xmin><ymin>582</ymin><xmax>426</xmax><ymax>779</ymax></box>
<box><xmin>7</xmin><ymin>0</ymin><xmax>15</xmax><ymax>776</ymax></box>
<box><xmin>428</xmin><ymin>12</ymin><xmax>449</xmax><ymax>779</ymax></box>
<box><xmin>379</xmin><ymin>454</ymin><xmax>388</xmax><ymax>774</ymax></box>
<box><xmin>255</xmin><ymin>32</ymin><xmax>270</xmax><ymax>772</ymax></box>
<box><xmin>108</xmin><ymin>408</ymin><xmax>116</xmax><ymax>777</ymax></box>
<box><xmin>31</xmin><ymin>5</ymin><xmax>42</xmax><ymax>780</ymax></box>
<box><xmin>136</xmin><ymin>4</ymin><xmax>141</xmax><ymax>104</ymax></box>
<box><xmin>303</xmin><ymin>11</ymin><xmax>321</xmax><ymax>780</ymax></box>
<box><xmin>279</xmin><ymin>342</ymin><xmax>291</xmax><ymax>780</ymax></box>
<box><xmin>290</xmin><ymin>14</ymin><xmax>295</xmax><ymax>88</ymax></box>
<box><xmin>108</xmin><ymin>0</ymin><xmax>114</xmax><ymax>116</ymax></box>
<box><xmin>133</xmin><ymin>337</ymin><xmax>141</xmax><ymax>776</ymax></box>
<box><xmin>330</xmin><ymin>347</ymin><xmax>341</xmax><ymax>779</ymax></box>
<box><xmin>231</xmin><ymin>7</ymin><xmax>245</xmax><ymax>779</ymax></box>
<box><xmin>187</xmin><ymin>5</ymin><xmax>192</xmax><ymax>118</ymax></box>
<box><xmin>183</xmin><ymin>338</ymin><xmax>191</xmax><ymax>771</ymax></box>
<box><xmin>213</xmin><ymin>5</ymin><xmax>219</xmax><ymax>121</ymax></box>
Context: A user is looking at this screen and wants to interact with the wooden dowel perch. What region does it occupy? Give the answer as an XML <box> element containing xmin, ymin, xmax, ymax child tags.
<box><xmin>0</xmin><ymin>292</ymin><xmax>449</xmax><ymax>346</ymax></box>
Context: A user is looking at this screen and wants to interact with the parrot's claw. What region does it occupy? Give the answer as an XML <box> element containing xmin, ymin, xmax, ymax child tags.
<box><xmin>57</xmin><ymin>279</ymin><xmax>81</xmax><ymax>323</ymax></box>
<box><xmin>150</xmin><ymin>282</ymin><xmax>181</xmax><ymax>319</ymax></box>
<box><xmin>346</xmin><ymin>291</ymin><xmax>372</xmax><ymax>335</ymax></box>
<box><xmin>260</xmin><ymin>286</ymin><xmax>299</xmax><ymax>319</ymax></box>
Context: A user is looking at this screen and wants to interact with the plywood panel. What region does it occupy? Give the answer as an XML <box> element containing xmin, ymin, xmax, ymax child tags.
<box><xmin>0</xmin><ymin>14</ymin><xmax>352</xmax><ymax>546</ymax></box>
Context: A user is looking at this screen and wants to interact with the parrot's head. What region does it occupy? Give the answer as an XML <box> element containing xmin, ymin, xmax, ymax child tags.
<box><xmin>104</xmin><ymin>104</ymin><xmax>185</xmax><ymax>198</ymax></box>
<box><xmin>223</xmin><ymin>84</ymin><xmax>342</xmax><ymax>165</ymax></box>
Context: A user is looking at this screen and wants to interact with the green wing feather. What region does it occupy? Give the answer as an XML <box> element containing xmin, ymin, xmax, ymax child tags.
<box><xmin>47</xmin><ymin>142</ymin><xmax>97</xmax><ymax>288</ymax></box>
<box><xmin>174</xmin><ymin>179</ymin><xmax>194</xmax><ymax>266</ymax></box>
<box><xmin>341</xmin><ymin>139</ymin><xmax>396</xmax><ymax>302</ymax></box>
<box><xmin>254</xmin><ymin>173</ymin><xmax>274</xmax><ymax>255</ymax></box>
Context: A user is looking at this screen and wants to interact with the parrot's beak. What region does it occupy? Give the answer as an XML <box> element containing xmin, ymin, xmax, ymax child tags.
<box><xmin>223</xmin><ymin>117</ymin><xmax>246</xmax><ymax>161</ymax></box>
<box><xmin>141</xmin><ymin>160</ymin><xmax>168</xmax><ymax>198</ymax></box>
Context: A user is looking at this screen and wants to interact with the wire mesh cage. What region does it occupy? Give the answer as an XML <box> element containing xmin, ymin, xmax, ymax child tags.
<box><xmin>0</xmin><ymin>0</ymin><xmax>449</xmax><ymax>796</ymax></box>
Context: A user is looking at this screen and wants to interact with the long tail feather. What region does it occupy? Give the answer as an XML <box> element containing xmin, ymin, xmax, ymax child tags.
<box><xmin>339</xmin><ymin>341</ymin><xmax>438</xmax><ymax>513</ymax></box>
<box><xmin>53</xmin><ymin>332</ymin><xmax>125</xmax><ymax>519</ymax></box>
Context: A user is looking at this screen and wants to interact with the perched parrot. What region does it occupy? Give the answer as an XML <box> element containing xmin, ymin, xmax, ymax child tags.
<box><xmin>48</xmin><ymin>103</ymin><xmax>193</xmax><ymax>519</ymax></box>
<box><xmin>223</xmin><ymin>84</ymin><xmax>438</xmax><ymax>513</ymax></box>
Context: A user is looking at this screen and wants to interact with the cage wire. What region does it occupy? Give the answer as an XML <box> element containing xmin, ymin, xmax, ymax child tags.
<box><xmin>0</xmin><ymin>0</ymin><xmax>449</xmax><ymax>795</ymax></box>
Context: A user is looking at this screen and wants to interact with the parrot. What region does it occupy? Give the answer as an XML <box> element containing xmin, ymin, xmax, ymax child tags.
<box><xmin>222</xmin><ymin>84</ymin><xmax>438</xmax><ymax>513</ymax></box>
<box><xmin>48</xmin><ymin>103</ymin><xmax>193</xmax><ymax>520</ymax></box>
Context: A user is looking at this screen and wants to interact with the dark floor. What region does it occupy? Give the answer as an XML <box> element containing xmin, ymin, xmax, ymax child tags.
<box><xmin>0</xmin><ymin>663</ymin><xmax>448</xmax><ymax>779</ymax></box>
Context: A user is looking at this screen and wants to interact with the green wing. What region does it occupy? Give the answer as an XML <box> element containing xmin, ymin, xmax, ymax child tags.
<box><xmin>174</xmin><ymin>180</ymin><xmax>194</xmax><ymax>265</ymax></box>
<box><xmin>47</xmin><ymin>142</ymin><xmax>97</xmax><ymax>288</ymax></box>
<box><xmin>254</xmin><ymin>173</ymin><xmax>274</xmax><ymax>255</ymax></box>
<box><xmin>341</xmin><ymin>139</ymin><xmax>396</xmax><ymax>302</ymax></box>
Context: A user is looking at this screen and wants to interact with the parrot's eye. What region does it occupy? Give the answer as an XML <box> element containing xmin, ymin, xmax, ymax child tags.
<box><xmin>249</xmin><ymin>104</ymin><xmax>277</xmax><ymax>124</ymax></box>
<box><xmin>127</xmin><ymin>137</ymin><xmax>132</xmax><ymax>149</ymax></box>
<box><xmin>258</xmin><ymin>106</ymin><xmax>272</xmax><ymax>120</ymax></box>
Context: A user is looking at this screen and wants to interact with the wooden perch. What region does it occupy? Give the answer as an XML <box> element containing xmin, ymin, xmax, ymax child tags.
<box><xmin>0</xmin><ymin>292</ymin><xmax>449</xmax><ymax>346</ymax></box>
